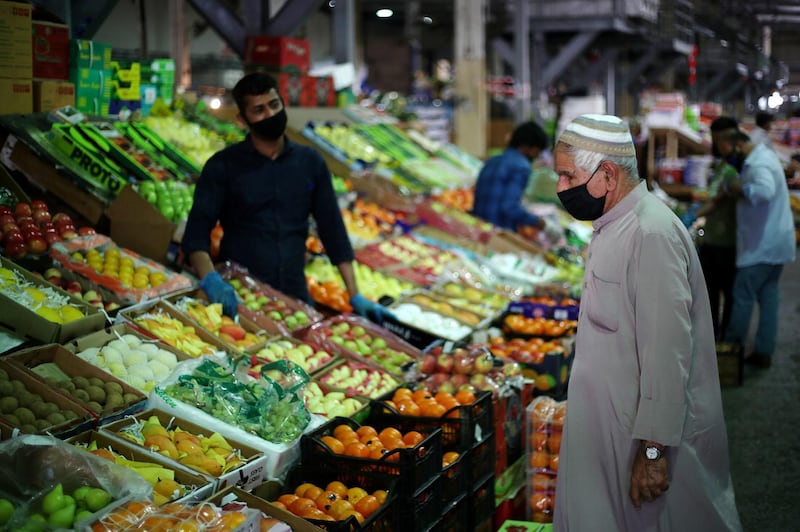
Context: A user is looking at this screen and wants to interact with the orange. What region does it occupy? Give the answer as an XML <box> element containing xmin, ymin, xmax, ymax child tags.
<box><xmin>442</xmin><ymin>451</ymin><xmax>460</xmax><ymax>466</ymax></box>
<box><xmin>382</xmin><ymin>437</ymin><xmax>404</xmax><ymax>451</ymax></box>
<box><xmin>438</xmin><ymin>396</ymin><xmax>459</xmax><ymax>413</ymax></box>
<box><xmin>315</xmin><ymin>490</ymin><xmax>340</xmax><ymax>512</ymax></box>
<box><xmin>271</xmin><ymin>501</ymin><xmax>287</xmax><ymax>511</ymax></box>
<box><xmin>392</xmin><ymin>388</ymin><xmax>413</xmax><ymax>401</ymax></box>
<box><xmin>175</xmin><ymin>519</ymin><xmax>201</xmax><ymax>532</ymax></box>
<box><xmin>378</xmin><ymin>427</ymin><xmax>403</xmax><ymax>443</ymax></box>
<box><xmin>530</xmin><ymin>493</ymin><xmax>553</xmax><ymax>513</ymax></box>
<box><xmin>303</xmin><ymin>485</ymin><xmax>324</xmax><ymax>502</ymax></box>
<box><xmin>532</xmin><ymin>474</ymin><xmax>553</xmax><ymax>491</ymax></box>
<box><xmin>360</xmin><ymin>435</ymin><xmax>383</xmax><ymax>448</ymax></box>
<box><xmin>333</xmin><ymin>424</ymin><xmax>356</xmax><ymax>440</ymax></box>
<box><xmin>434</xmin><ymin>391</ymin><xmax>455</xmax><ymax>404</ymax></box>
<box><xmin>532</xmin><ymin>432</ymin><xmax>548</xmax><ymax>450</ymax></box>
<box><xmin>421</xmin><ymin>402</ymin><xmax>447</xmax><ymax>418</ymax></box>
<box><xmin>547</xmin><ymin>432</ymin><xmax>562</xmax><ymax>454</ymax></box>
<box><xmin>395</xmin><ymin>399</ymin><xmax>420</xmax><ymax>416</ymax></box>
<box><xmin>338</xmin><ymin>432</ymin><xmax>360</xmax><ymax>447</ymax></box>
<box><xmin>403</xmin><ymin>431</ymin><xmax>424</xmax><ymax>447</ymax></box>
<box><xmin>372</xmin><ymin>490</ymin><xmax>388</xmax><ymax>504</ymax></box>
<box><xmin>300</xmin><ymin>508</ymin><xmax>335</xmax><ymax>521</ymax></box>
<box><xmin>215</xmin><ymin>512</ymin><xmax>248</xmax><ymax>529</ymax></box>
<box><xmin>344</xmin><ymin>441</ymin><xmax>370</xmax><ymax>458</ymax></box>
<box><xmin>530</xmin><ymin>451</ymin><xmax>550</xmax><ymax>469</ymax></box>
<box><xmin>294</xmin><ymin>482</ymin><xmax>316</xmax><ymax>498</ymax></box>
<box><xmin>195</xmin><ymin>503</ymin><xmax>220</xmax><ymax>524</ymax></box>
<box><xmin>369</xmin><ymin>446</ymin><xmax>389</xmax><ymax>460</ymax></box>
<box><xmin>346</xmin><ymin>487</ymin><xmax>368</xmax><ymax>505</ymax></box>
<box><xmin>356</xmin><ymin>426</ymin><xmax>378</xmax><ymax>440</ymax></box>
<box><xmin>381</xmin><ymin>400</ymin><xmax>397</xmax><ymax>413</ymax></box>
<box><xmin>328</xmin><ymin>499</ymin><xmax>355</xmax><ymax>520</ymax></box>
<box><xmin>455</xmin><ymin>390</ymin><xmax>476</xmax><ymax>405</ymax></box>
<box><xmin>354</xmin><ymin>495</ymin><xmax>381</xmax><ymax>518</ymax></box>
<box><xmin>326</xmin><ymin>481</ymin><xmax>349</xmax><ymax>497</ymax></box>
<box><xmin>549</xmin><ymin>453</ymin><xmax>560</xmax><ymax>472</ymax></box>
<box><xmin>289</xmin><ymin>497</ymin><xmax>317</xmax><ymax>516</ymax></box>
<box><xmin>320</xmin><ymin>435</ymin><xmax>345</xmax><ymax>454</ymax></box>
<box><xmin>412</xmin><ymin>389</ymin><xmax>432</xmax><ymax>402</ymax></box>
<box><xmin>278</xmin><ymin>494</ymin><xmax>299</xmax><ymax>507</ymax></box>
<box><xmin>340</xmin><ymin>509</ymin><xmax>366</xmax><ymax>523</ymax></box>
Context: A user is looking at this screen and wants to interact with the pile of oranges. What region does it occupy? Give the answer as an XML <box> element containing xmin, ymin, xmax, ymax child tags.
<box><xmin>317</xmin><ymin>423</ymin><xmax>426</xmax><ymax>462</ymax></box>
<box><xmin>383</xmin><ymin>387</ymin><xmax>476</xmax><ymax>419</ymax></box>
<box><xmin>271</xmin><ymin>480</ymin><xmax>388</xmax><ymax>524</ymax></box>
<box><xmin>502</xmin><ymin>315</ymin><xmax>577</xmax><ymax>337</ymax></box>
<box><xmin>307</xmin><ymin>277</ymin><xmax>352</xmax><ymax>312</ymax></box>
<box><xmin>431</xmin><ymin>187</ymin><xmax>474</xmax><ymax>212</ymax></box>
<box><xmin>91</xmin><ymin>500</ymin><xmax>249</xmax><ymax>532</ymax></box>
<box><xmin>526</xmin><ymin>396</ymin><xmax>567</xmax><ymax>523</ymax></box>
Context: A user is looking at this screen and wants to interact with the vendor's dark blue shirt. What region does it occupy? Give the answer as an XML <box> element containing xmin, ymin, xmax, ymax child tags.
<box><xmin>182</xmin><ymin>136</ymin><xmax>354</xmax><ymax>301</ymax></box>
<box><xmin>472</xmin><ymin>148</ymin><xmax>541</xmax><ymax>230</ymax></box>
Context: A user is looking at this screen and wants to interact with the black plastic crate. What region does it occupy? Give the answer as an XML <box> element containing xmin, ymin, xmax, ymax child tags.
<box><xmin>440</xmin><ymin>448</ymin><xmax>468</xmax><ymax>508</ymax></box>
<box><xmin>369</xmin><ymin>389</ymin><xmax>494</xmax><ymax>451</ymax></box>
<box><xmin>397</xmin><ymin>474</ymin><xmax>442</xmax><ymax>532</ymax></box>
<box><xmin>469</xmin><ymin>473</ymin><xmax>496</xmax><ymax>530</ymax></box>
<box><xmin>436</xmin><ymin>494</ymin><xmax>469</xmax><ymax>532</ymax></box>
<box><xmin>301</xmin><ymin>416</ymin><xmax>443</xmax><ymax>499</ymax></box>
<box><xmin>467</xmin><ymin>431</ymin><xmax>496</xmax><ymax>487</ymax></box>
<box><xmin>283</xmin><ymin>465</ymin><xmax>397</xmax><ymax>531</ymax></box>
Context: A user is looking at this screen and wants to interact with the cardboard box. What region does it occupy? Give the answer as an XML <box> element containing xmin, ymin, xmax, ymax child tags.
<box><xmin>100</xmin><ymin>408</ymin><xmax>269</xmax><ymax>492</ymax></box>
<box><xmin>0</xmin><ymin>1</ymin><xmax>33</xmax><ymax>79</ymax></box>
<box><xmin>0</xmin><ymin>359</ymin><xmax>94</xmax><ymax>438</ymax></box>
<box><xmin>67</xmin><ymin>430</ymin><xmax>215</xmax><ymax>503</ymax></box>
<box><xmin>7</xmin><ymin>344</ymin><xmax>147</xmax><ymax>426</ymax></box>
<box><xmin>107</xmin><ymin>184</ymin><xmax>176</xmax><ymax>263</ymax></box>
<box><xmin>244</xmin><ymin>36</ymin><xmax>310</xmax><ymax>73</ymax></box>
<box><xmin>70</xmin><ymin>39</ymin><xmax>112</xmax><ymax>70</ymax></box>
<box><xmin>32</xmin><ymin>21</ymin><xmax>69</xmax><ymax>80</ymax></box>
<box><xmin>33</xmin><ymin>79</ymin><xmax>75</xmax><ymax>111</ymax></box>
<box><xmin>69</xmin><ymin>67</ymin><xmax>112</xmax><ymax>115</ymax></box>
<box><xmin>277</xmin><ymin>72</ymin><xmax>314</xmax><ymax>107</ymax></box>
<box><xmin>0</xmin><ymin>78</ymin><xmax>32</xmax><ymax>114</ymax></box>
<box><xmin>207</xmin><ymin>486</ymin><xmax>326</xmax><ymax>532</ymax></box>
<box><xmin>0</xmin><ymin>256</ymin><xmax>107</xmax><ymax>344</ymax></box>
<box><xmin>308</xmin><ymin>75</ymin><xmax>335</xmax><ymax>107</ymax></box>
<box><xmin>62</xmin><ymin>322</ymin><xmax>194</xmax><ymax>365</ymax></box>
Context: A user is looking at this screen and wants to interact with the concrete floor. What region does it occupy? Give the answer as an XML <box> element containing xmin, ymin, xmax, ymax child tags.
<box><xmin>722</xmin><ymin>258</ymin><xmax>800</xmax><ymax>531</ymax></box>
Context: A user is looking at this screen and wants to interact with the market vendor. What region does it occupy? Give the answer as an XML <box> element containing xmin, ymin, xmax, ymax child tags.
<box><xmin>181</xmin><ymin>72</ymin><xmax>392</xmax><ymax>323</ymax></box>
<box><xmin>472</xmin><ymin>121</ymin><xmax>564</xmax><ymax>244</ymax></box>
<box><xmin>551</xmin><ymin>114</ymin><xmax>741</xmax><ymax>531</ymax></box>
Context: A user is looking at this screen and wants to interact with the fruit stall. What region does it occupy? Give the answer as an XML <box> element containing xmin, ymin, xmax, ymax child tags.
<box><xmin>0</xmin><ymin>96</ymin><xmax>584</xmax><ymax>531</ymax></box>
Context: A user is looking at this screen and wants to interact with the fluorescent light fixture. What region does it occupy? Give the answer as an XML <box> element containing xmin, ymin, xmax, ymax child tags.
<box><xmin>767</xmin><ymin>91</ymin><xmax>783</xmax><ymax>109</ymax></box>
<box><xmin>209</xmin><ymin>97</ymin><xmax>222</xmax><ymax>110</ymax></box>
<box><xmin>376</xmin><ymin>8</ymin><xmax>393</xmax><ymax>18</ymax></box>
<box><xmin>328</xmin><ymin>0</ymin><xmax>336</xmax><ymax>7</ymax></box>
<box><xmin>422</xmin><ymin>16</ymin><xmax>433</xmax><ymax>24</ymax></box>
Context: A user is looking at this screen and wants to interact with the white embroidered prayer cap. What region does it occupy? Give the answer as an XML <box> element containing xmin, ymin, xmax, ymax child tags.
<box><xmin>558</xmin><ymin>114</ymin><xmax>636</xmax><ymax>157</ymax></box>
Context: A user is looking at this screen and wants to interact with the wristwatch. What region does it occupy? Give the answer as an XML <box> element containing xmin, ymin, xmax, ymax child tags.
<box><xmin>642</xmin><ymin>442</ymin><xmax>663</xmax><ymax>460</ymax></box>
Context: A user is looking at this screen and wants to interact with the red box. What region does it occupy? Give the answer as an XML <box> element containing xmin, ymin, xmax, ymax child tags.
<box><xmin>32</xmin><ymin>21</ymin><xmax>70</xmax><ymax>80</ymax></box>
<box><xmin>308</xmin><ymin>75</ymin><xmax>335</xmax><ymax>107</ymax></box>
<box><xmin>244</xmin><ymin>35</ymin><xmax>311</xmax><ymax>73</ymax></box>
<box><xmin>276</xmin><ymin>72</ymin><xmax>314</xmax><ymax>107</ymax></box>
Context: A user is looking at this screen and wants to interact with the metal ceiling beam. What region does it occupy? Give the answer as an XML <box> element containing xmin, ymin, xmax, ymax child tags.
<box><xmin>187</xmin><ymin>0</ymin><xmax>244</xmax><ymax>55</ymax></box>
<box><xmin>623</xmin><ymin>47</ymin><xmax>659</xmax><ymax>89</ymax></box>
<box><xmin>570</xmin><ymin>47</ymin><xmax>619</xmax><ymax>92</ymax></box>
<box><xmin>491</xmin><ymin>37</ymin><xmax>514</xmax><ymax>67</ymax></box>
<box><xmin>243</xmin><ymin>0</ymin><xmax>270</xmax><ymax>37</ymax></box>
<box><xmin>541</xmin><ymin>31</ymin><xmax>598</xmax><ymax>87</ymax></box>
<box><xmin>263</xmin><ymin>0</ymin><xmax>324</xmax><ymax>37</ymax></box>
<box><xmin>34</xmin><ymin>0</ymin><xmax>120</xmax><ymax>39</ymax></box>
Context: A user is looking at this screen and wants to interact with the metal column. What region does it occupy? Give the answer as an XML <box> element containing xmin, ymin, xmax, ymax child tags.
<box><xmin>170</xmin><ymin>0</ymin><xmax>191</xmax><ymax>89</ymax></box>
<box><xmin>332</xmin><ymin>0</ymin><xmax>356</xmax><ymax>65</ymax></box>
<box><xmin>454</xmin><ymin>0</ymin><xmax>488</xmax><ymax>157</ymax></box>
<box><xmin>513</xmin><ymin>0</ymin><xmax>531</xmax><ymax>122</ymax></box>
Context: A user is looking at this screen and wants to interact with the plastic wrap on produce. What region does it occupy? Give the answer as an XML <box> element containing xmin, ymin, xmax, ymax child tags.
<box><xmin>0</xmin><ymin>434</ymin><xmax>151</xmax><ymax>529</ymax></box>
<box><xmin>49</xmin><ymin>234</ymin><xmax>193</xmax><ymax>304</ymax></box>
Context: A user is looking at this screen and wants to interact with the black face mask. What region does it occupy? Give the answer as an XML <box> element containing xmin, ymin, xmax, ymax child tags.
<box><xmin>247</xmin><ymin>109</ymin><xmax>287</xmax><ymax>141</ymax></box>
<box><xmin>557</xmin><ymin>163</ymin><xmax>608</xmax><ymax>221</ymax></box>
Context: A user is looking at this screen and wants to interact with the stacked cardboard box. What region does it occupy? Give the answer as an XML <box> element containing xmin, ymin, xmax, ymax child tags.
<box><xmin>141</xmin><ymin>58</ymin><xmax>175</xmax><ymax>105</ymax></box>
<box><xmin>69</xmin><ymin>39</ymin><xmax>112</xmax><ymax>115</ymax></box>
<box><xmin>31</xmin><ymin>20</ymin><xmax>75</xmax><ymax>112</ymax></box>
<box><xmin>242</xmin><ymin>35</ymin><xmax>335</xmax><ymax>107</ymax></box>
<box><xmin>108</xmin><ymin>61</ymin><xmax>141</xmax><ymax>115</ymax></box>
<box><xmin>0</xmin><ymin>0</ymin><xmax>33</xmax><ymax>114</ymax></box>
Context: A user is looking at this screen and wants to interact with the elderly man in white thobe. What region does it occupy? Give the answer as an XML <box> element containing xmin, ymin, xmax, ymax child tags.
<box><xmin>552</xmin><ymin>114</ymin><xmax>742</xmax><ymax>531</ymax></box>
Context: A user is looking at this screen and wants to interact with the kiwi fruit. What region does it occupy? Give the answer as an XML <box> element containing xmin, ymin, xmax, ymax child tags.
<box><xmin>34</xmin><ymin>419</ymin><xmax>50</xmax><ymax>431</ymax></box>
<box><xmin>0</xmin><ymin>368</ymin><xmax>7</xmax><ymax>380</ymax></box>
<box><xmin>0</xmin><ymin>397</ymin><xmax>18</xmax><ymax>414</ymax></box>
<box><xmin>4</xmin><ymin>414</ymin><xmax>19</xmax><ymax>426</ymax></box>
<box><xmin>0</xmin><ymin>381</ymin><xmax>12</xmax><ymax>396</ymax></box>
<box><xmin>87</xmin><ymin>401</ymin><xmax>103</xmax><ymax>412</ymax></box>
<box><xmin>73</xmin><ymin>389</ymin><xmax>90</xmax><ymax>402</ymax></box>
<box><xmin>122</xmin><ymin>393</ymin><xmax>140</xmax><ymax>405</ymax></box>
<box><xmin>105</xmin><ymin>393</ymin><xmax>124</xmax><ymax>410</ymax></box>
<box><xmin>88</xmin><ymin>377</ymin><xmax>104</xmax><ymax>388</ymax></box>
<box><xmin>86</xmin><ymin>386</ymin><xmax>106</xmax><ymax>404</ymax></box>
<box><xmin>63</xmin><ymin>410</ymin><xmax>78</xmax><ymax>421</ymax></box>
<box><xmin>30</xmin><ymin>401</ymin><xmax>50</xmax><ymax>419</ymax></box>
<box><xmin>14</xmin><ymin>407</ymin><xmax>35</xmax><ymax>425</ymax></box>
<box><xmin>47</xmin><ymin>412</ymin><xmax>66</xmax><ymax>425</ymax></box>
<box><xmin>104</xmin><ymin>382</ymin><xmax>124</xmax><ymax>396</ymax></box>
<box><xmin>10</xmin><ymin>380</ymin><xmax>26</xmax><ymax>394</ymax></box>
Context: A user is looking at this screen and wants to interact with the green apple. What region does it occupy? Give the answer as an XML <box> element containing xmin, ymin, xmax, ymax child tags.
<box><xmin>0</xmin><ymin>498</ymin><xmax>14</xmax><ymax>525</ymax></box>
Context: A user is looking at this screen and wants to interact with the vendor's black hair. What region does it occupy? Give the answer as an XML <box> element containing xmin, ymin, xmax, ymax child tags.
<box><xmin>710</xmin><ymin>116</ymin><xmax>739</xmax><ymax>132</ymax></box>
<box><xmin>756</xmin><ymin>111</ymin><xmax>775</xmax><ymax>128</ymax></box>
<box><xmin>232</xmin><ymin>73</ymin><xmax>280</xmax><ymax>115</ymax></box>
<box><xmin>509</xmin><ymin>121</ymin><xmax>549</xmax><ymax>150</ymax></box>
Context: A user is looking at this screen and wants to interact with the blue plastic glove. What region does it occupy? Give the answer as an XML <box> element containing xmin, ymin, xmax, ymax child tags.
<box><xmin>199</xmin><ymin>271</ymin><xmax>239</xmax><ymax>318</ymax></box>
<box><xmin>350</xmin><ymin>293</ymin><xmax>396</xmax><ymax>325</ymax></box>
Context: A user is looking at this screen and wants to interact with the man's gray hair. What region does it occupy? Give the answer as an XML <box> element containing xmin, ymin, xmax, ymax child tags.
<box><xmin>558</xmin><ymin>142</ymin><xmax>640</xmax><ymax>185</ymax></box>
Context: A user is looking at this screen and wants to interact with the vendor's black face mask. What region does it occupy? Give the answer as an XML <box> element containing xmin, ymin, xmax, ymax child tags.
<box><xmin>557</xmin><ymin>163</ymin><xmax>608</xmax><ymax>221</ymax></box>
<box><xmin>248</xmin><ymin>109</ymin><xmax>287</xmax><ymax>141</ymax></box>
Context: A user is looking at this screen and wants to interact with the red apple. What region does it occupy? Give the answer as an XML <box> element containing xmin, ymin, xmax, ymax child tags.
<box><xmin>27</xmin><ymin>236</ymin><xmax>48</xmax><ymax>255</ymax></box>
<box><xmin>104</xmin><ymin>301</ymin><xmax>121</xmax><ymax>312</ymax></box>
<box><xmin>437</xmin><ymin>380</ymin><xmax>456</xmax><ymax>394</ymax></box>
<box><xmin>32</xmin><ymin>209</ymin><xmax>51</xmax><ymax>224</ymax></box>
<box><xmin>52</xmin><ymin>213</ymin><xmax>73</xmax><ymax>225</ymax></box>
<box><xmin>77</xmin><ymin>226</ymin><xmax>96</xmax><ymax>236</ymax></box>
<box><xmin>453</xmin><ymin>351</ymin><xmax>475</xmax><ymax>375</ymax></box>
<box><xmin>2</xmin><ymin>229</ymin><xmax>24</xmax><ymax>246</ymax></box>
<box><xmin>451</xmin><ymin>374</ymin><xmax>469</xmax><ymax>387</ymax></box>
<box><xmin>44</xmin><ymin>268</ymin><xmax>61</xmax><ymax>280</ymax></box>
<box><xmin>418</xmin><ymin>353</ymin><xmax>437</xmax><ymax>374</ymax></box>
<box><xmin>39</xmin><ymin>222</ymin><xmax>56</xmax><ymax>234</ymax></box>
<box><xmin>0</xmin><ymin>206</ymin><xmax>11</xmax><ymax>217</ymax></box>
<box><xmin>14</xmin><ymin>202</ymin><xmax>32</xmax><ymax>218</ymax></box>
<box><xmin>436</xmin><ymin>353</ymin><xmax>454</xmax><ymax>374</ymax></box>
<box><xmin>65</xmin><ymin>281</ymin><xmax>82</xmax><ymax>295</ymax></box>
<box><xmin>60</xmin><ymin>228</ymin><xmax>78</xmax><ymax>240</ymax></box>
<box><xmin>44</xmin><ymin>232</ymin><xmax>62</xmax><ymax>245</ymax></box>
<box><xmin>30</xmin><ymin>200</ymin><xmax>48</xmax><ymax>211</ymax></box>
<box><xmin>16</xmin><ymin>216</ymin><xmax>35</xmax><ymax>228</ymax></box>
<box><xmin>3</xmin><ymin>240</ymin><xmax>28</xmax><ymax>259</ymax></box>
<box><xmin>21</xmin><ymin>225</ymin><xmax>42</xmax><ymax>239</ymax></box>
<box><xmin>0</xmin><ymin>213</ymin><xmax>15</xmax><ymax>227</ymax></box>
<box><xmin>2</xmin><ymin>222</ymin><xmax>18</xmax><ymax>235</ymax></box>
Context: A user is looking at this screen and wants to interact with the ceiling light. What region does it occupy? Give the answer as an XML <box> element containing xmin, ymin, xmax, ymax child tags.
<box><xmin>328</xmin><ymin>1</ymin><xmax>335</xmax><ymax>7</ymax></box>
<box><xmin>422</xmin><ymin>16</ymin><xmax>433</xmax><ymax>24</ymax></box>
<box><xmin>767</xmin><ymin>91</ymin><xmax>784</xmax><ymax>109</ymax></box>
<box><xmin>376</xmin><ymin>8</ymin><xmax>393</xmax><ymax>18</ymax></box>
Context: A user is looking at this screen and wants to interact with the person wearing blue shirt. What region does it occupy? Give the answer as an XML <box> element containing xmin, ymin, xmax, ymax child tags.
<box><xmin>472</xmin><ymin>122</ymin><xmax>563</xmax><ymax>242</ymax></box>
<box><xmin>714</xmin><ymin>121</ymin><xmax>796</xmax><ymax>368</ymax></box>
<box><xmin>182</xmin><ymin>73</ymin><xmax>391</xmax><ymax>324</ymax></box>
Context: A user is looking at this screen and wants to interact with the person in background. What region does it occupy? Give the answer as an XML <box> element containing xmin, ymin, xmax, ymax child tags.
<box><xmin>472</xmin><ymin>121</ymin><xmax>564</xmax><ymax>243</ymax></box>
<box><xmin>182</xmin><ymin>72</ymin><xmax>392</xmax><ymax>323</ymax></box>
<box><xmin>694</xmin><ymin>117</ymin><xmax>741</xmax><ymax>339</ymax></box>
<box><xmin>786</xmin><ymin>153</ymin><xmax>800</xmax><ymax>188</ymax></box>
<box><xmin>748</xmin><ymin>111</ymin><xmax>775</xmax><ymax>149</ymax></box>
<box><xmin>552</xmin><ymin>114</ymin><xmax>741</xmax><ymax>531</ymax></box>
<box><xmin>715</xmin><ymin>121</ymin><xmax>796</xmax><ymax>368</ymax></box>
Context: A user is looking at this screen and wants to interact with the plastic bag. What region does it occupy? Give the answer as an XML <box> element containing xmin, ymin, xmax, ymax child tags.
<box><xmin>0</xmin><ymin>434</ymin><xmax>151</xmax><ymax>530</ymax></box>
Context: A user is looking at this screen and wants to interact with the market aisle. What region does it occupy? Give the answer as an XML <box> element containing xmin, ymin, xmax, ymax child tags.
<box><xmin>723</xmin><ymin>258</ymin><xmax>800</xmax><ymax>531</ymax></box>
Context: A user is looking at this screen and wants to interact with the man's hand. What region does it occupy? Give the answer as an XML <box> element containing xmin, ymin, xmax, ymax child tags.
<box><xmin>350</xmin><ymin>294</ymin><xmax>396</xmax><ymax>325</ymax></box>
<box><xmin>630</xmin><ymin>442</ymin><xmax>669</xmax><ymax>508</ymax></box>
<box><xmin>199</xmin><ymin>271</ymin><xmax>239</xmax><ymax>318</ymax></box>
<box><xmin>542</xmin><ymin>218</ymin><xmax>565</xmax><ymax>245</ymax></box>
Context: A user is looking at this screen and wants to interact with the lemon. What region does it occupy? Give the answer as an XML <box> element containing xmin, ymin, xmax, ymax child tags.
<box><xmin>71</xmin><ymin>252</ymin><xmax>84</xmax><ymax>262</ymax></box>
<box><xmin>132</xmin><ymin>275</ymin><xmax>149</xmax><ymax>289</ymax></box>
<box><xmin>59</xmin><ymin>306</ymin><xmax>84</xmax><ymax>323</ymax></box>
<box><xmin>36</xmin><ymin>307</ymin><xmax>63</xmax><ymax>323</ymax></box>
<box><xmin>24</xmin><ymin>287</ymin><xmax>47</xmax><ymax>302</ymax></box>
